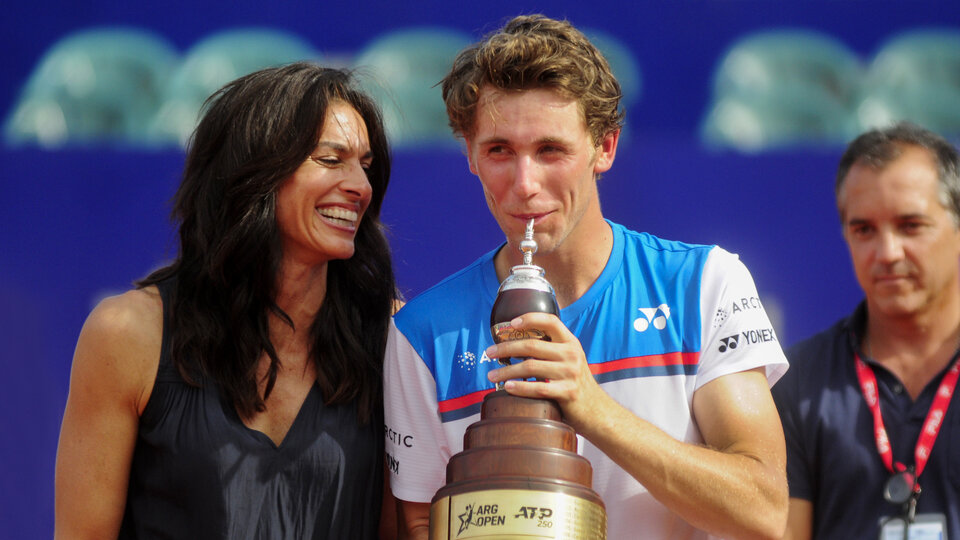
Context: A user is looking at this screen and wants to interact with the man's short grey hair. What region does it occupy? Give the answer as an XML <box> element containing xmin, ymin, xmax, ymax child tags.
<box><xmin>835</xmin><ymin>122</ymin><xmax>960</xmax><ymax>226</ymax></box>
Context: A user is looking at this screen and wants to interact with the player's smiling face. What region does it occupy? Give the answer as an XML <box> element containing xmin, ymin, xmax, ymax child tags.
<box><xmin>464</xmin><ymin>86</ymin><xmax>617</xmax><ymax>257</ymax></box>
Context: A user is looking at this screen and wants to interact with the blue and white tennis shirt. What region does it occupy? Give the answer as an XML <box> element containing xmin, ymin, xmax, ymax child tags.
<box><xmin>384</xmin><ymin>221</ymin><xmax>788</xmax><ymax>539</ymax></box>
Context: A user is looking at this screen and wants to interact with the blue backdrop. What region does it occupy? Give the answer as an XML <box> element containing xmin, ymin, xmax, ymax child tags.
<box><xmin>2</xmin><ymin>1</ymin><xmax>958</xmax><ymax>537</ymax></box>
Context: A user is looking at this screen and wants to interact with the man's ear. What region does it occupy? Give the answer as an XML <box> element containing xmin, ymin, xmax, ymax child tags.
<box><xmin>464</xmin><ymin>137</ymin><xmax>479</xmax><ymax>175</ymax></box>
<box><xmin>594</xmin><ymin>129</ymin><xmax>621</xmax><ymax>174</ymax></box>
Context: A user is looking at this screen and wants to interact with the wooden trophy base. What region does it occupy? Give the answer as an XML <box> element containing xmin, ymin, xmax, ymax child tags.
<box><xmin>429</xmin><ymin>390</ymin><xmax>606</xmax><ymax>539</ymax></box>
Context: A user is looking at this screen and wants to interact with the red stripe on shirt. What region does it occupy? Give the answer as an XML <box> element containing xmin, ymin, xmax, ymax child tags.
<box><xmin>589</xmin><ymin>351</ymin><xmax>700</xmax><ymax>375</ymax></box>
<box><xmin>437</xmin><ymin>388</ymin><xmax>494</xmax><ymax>413</ymax></box>
<box><xmin>437</xmin><ymin>352</ymin><xmax>699</xmax><ymax>413</ymax></box>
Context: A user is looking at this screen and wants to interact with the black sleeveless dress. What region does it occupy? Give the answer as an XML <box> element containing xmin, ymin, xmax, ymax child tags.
<box><xmin>118</xmin><ymin>279</ymin><xmax>383</xmax><ymax>539</ymax></box>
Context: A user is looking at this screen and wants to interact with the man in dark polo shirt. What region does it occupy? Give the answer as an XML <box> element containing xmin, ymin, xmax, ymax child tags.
<box><xmin>773</xmin><ymin>122</ymin><xmax>960</xmax><ymax>539</ymax></box>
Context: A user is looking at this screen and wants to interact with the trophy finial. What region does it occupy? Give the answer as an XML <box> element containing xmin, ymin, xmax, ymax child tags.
<box><xmin>520</xmin><ymin>218</ymin><xmax>538</xmax><ymax>266</ymax></box>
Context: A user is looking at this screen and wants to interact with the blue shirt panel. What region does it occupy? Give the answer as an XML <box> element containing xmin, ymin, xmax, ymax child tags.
<box><xmin>394</xmin><ymin>221</ymin><xmax>713</xmax><ymax>413</ymax></box>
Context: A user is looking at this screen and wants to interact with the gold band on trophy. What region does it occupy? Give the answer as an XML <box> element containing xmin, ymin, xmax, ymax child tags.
<box><xmin>431</xmin><ymin>488</ymin><xmax>606</xmax><ymax>540</ymax></box>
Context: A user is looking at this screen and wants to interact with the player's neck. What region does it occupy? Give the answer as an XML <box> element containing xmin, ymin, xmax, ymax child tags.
<box><xmin>495</xmin><ymin>219</ymin><xmax>613</xmax><ymax>309</ymax></box>
<box><xmin>865</xmin><ymin>301</ymin><xmax>960</xmax><ymax>399</ymax></box>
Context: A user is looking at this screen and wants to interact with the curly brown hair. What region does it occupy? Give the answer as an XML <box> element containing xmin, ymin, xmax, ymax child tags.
<box><xmin>441</xmin><ymin>14</ymin><xmax>624</xmax><ymax>145</ymax></box>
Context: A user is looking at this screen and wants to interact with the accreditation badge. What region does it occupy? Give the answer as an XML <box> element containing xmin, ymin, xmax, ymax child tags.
<box><xmin>879</xmin><ymin>514</ymin><xmax>948</xmax><ymax>540</ymax></box>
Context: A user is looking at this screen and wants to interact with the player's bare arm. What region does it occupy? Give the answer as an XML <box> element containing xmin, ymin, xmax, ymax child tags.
<box><xmin>487</xmin><ymin>312</ymin><xmax>788</xmax><ymax>540</ymax></box>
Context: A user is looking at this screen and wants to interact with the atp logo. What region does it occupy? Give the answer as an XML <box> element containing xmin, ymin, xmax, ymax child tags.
<box><xmin>634</xmin><ymin>304</ymin><xmax>670</xmax><ymax>332</ymax></box>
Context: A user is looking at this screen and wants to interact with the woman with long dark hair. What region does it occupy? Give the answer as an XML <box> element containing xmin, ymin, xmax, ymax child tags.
<box><xmin>55</xmin><ymin>62</ymin><xmax>397</xmax><ymax>539</ymax></box>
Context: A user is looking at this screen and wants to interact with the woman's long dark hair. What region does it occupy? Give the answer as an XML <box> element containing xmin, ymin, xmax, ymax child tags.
<box><xmin>139</xmin><ymin>63</ymin><xmax>395</xmax><ymax>423</ymax></box>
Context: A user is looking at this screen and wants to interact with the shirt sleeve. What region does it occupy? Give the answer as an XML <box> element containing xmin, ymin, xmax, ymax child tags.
<box><xmin>383</xmin><ymin>318</ymin><xmax>451</xmax><ymax>503</ymax></box>
<box><xmin>697</xmin><ymin>247</ymin><xmax>789</xmax><ymax>389</ymax></box>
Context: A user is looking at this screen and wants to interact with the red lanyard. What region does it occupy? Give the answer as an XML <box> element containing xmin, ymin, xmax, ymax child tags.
<box><xmin>854</xmin><ymin>353</ymin><xmax>960</xmax><ymax>483</ymax></box>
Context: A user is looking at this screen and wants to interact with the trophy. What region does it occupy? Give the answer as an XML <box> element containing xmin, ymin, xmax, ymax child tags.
<box><xmin>429</xmin><ymin>219</ymin><xmax>607</xmax><ymax>539</ymax></box>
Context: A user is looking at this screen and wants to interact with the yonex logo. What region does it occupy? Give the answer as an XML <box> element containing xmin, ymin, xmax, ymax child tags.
<box><xmin>719</xmin><ymin>328</ymin><xmax>778</xmax><ymax>353</ymax></box>
<box><xmin>719</xmin><ymin>335</ymin><xmax>739</xmax><ymax>352</ymax></box>
<box><xmin>634</xmin><ymin>304</ymin><xmax>670</xmax><ymax>332</ymax></box>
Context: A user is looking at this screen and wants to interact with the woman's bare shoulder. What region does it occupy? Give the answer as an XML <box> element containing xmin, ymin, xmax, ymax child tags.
<box><xmin>73</xmin><ymin>287</ymin><xmax>164</xmax><ymax>411</ymax></box>
<box><xmin>84</xmin><ymin>287</ymin><xmax>162</xmax><ymax>347</ymax></box>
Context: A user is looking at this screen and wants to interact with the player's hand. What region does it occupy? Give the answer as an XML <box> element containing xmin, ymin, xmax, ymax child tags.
<box><xmin>484</xmin><ymin>312</ymin><xmax>602</xmax><ymax>429</ymax></box>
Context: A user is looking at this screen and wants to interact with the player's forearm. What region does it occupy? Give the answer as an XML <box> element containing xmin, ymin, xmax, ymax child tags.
<box><xmin>573</xmin><ymin>395</ymin><xmax>788</xmax><ymax>539</ymax></box>
<box><xmin>640</xmin><ymin>444</ymin><xmax>787</xmax><ymax>540</ymax></box>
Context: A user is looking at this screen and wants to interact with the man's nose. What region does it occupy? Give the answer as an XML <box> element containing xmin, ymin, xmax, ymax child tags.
<box><xmin>512</xmin><ymin>155</ymin><xmax>543</xmax><ymax>198</ymax></box>
<box><xmin>875</xmin><ymin>229</ymin><xmax>905</xmax><ymax>262</ymax></box>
